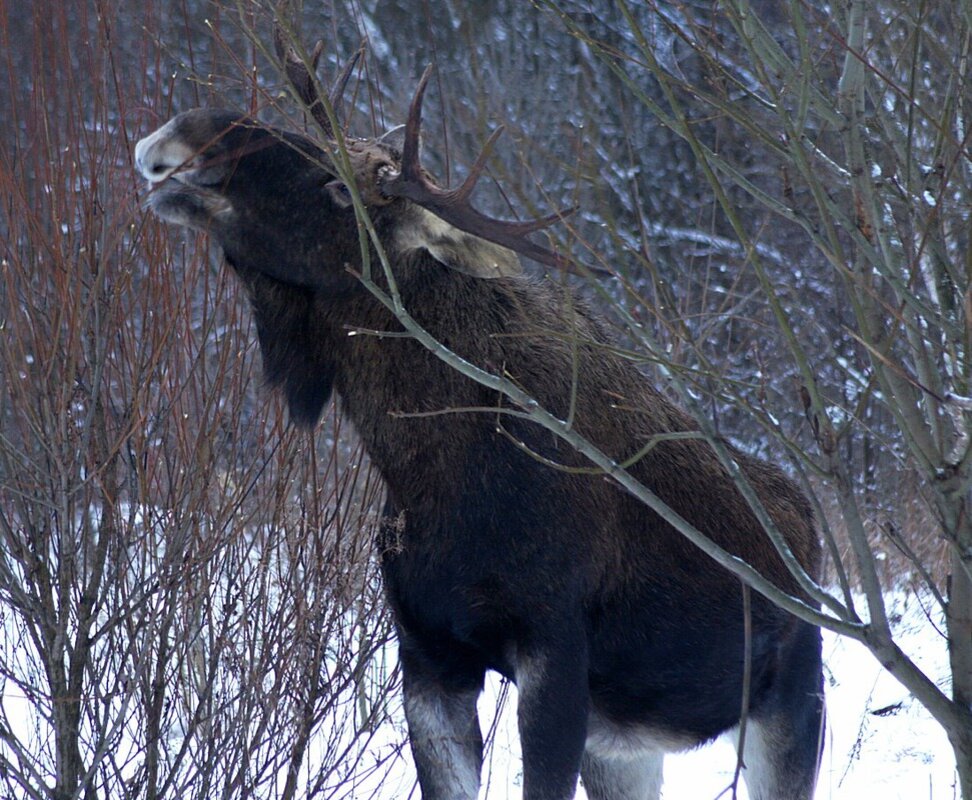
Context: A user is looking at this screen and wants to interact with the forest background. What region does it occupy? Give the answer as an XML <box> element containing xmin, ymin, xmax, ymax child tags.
<box><xmin>1</xmin><ymin>0</ymin><xmax>970</xmax><ymax>798</ymax></box>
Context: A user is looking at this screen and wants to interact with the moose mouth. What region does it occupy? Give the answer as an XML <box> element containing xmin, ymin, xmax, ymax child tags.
<box><xmin>135</xmin><ymin>120</ymin><xmax>235</xmax><ymax>227</ymax></box>
<box><xmin>143</xmin><ymin>175</ymin><xmax>233</xmax><ymax>228</ymax></box>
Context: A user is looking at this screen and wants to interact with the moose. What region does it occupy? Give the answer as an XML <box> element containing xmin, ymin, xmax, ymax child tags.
<box><xmin>134</xmin><ymin>31</ymin><xmax>824</xmax><ymax>800</ymax></box>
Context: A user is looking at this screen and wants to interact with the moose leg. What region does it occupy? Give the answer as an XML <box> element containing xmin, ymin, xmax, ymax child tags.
<box><xmin>579</xmin><ymin>750</ymin><xmax>663</xmax><ymax>800</ymax></box>
<box><xmin>400</xmin><ymin>646</ymin><xmax>484</xmax><ymax>800</ymax></box>
<box><xmin>738</xmin><ymin>623</ymin><xmax>825</xmax><ymax>800</ymax></box>
<box><xmin>515</xmin><ymin>643</ymin><xmax>590</xmax><ymax>800</ymax></box>
<box><xmin>738</xmin><ymin>708</ymin><xmax>824</xmax><ymax>800</ymax></box>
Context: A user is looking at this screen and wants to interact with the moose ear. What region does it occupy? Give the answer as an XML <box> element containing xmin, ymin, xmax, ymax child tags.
<box><xmin>398</xmin><ymin>206</ymin><xmax>523</xmax><ymax>279</ymax></box>
<box><xmin>424</xmin><ymin>231</ymin><xmax>523</xmax><ymax>279</ymax></box>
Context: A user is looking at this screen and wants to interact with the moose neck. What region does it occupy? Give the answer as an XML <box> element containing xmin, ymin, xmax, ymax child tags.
<box><xmin>230</xmin><ymin>246</ymin><xmax>521</xmax><ymax>503</ymax></box>
<box><xmin>325</xmin><ymin>254</ymin><xmax>514</xmax><ymax>509</ymax></box>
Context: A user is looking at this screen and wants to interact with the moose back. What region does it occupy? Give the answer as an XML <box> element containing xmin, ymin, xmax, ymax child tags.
<box><xmin>134</xmin><ymin>57</ymin><xmax>824</xmax><ymax>800</ymax></box>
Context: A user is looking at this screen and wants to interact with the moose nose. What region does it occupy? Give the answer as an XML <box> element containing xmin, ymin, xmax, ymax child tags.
<box><xmin>135</xmin><ymin>136</ymin><xmax>171</xmax><ymax>182</ymax></box>
<box><xmin>137</xmin><ymin>156</ymin><xmax>170</xmax><ymax>181</ymax></box>
<box><xmin>134</xmin><ymin>119</ymin><xmax>193</xmax><ymax>183</ymax></box>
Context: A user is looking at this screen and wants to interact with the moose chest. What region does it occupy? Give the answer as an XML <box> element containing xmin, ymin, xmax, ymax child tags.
<box><xmin>379</xmin><ymin>533</ymin><xmax>524</xmax><ymax>678</ymax></box>
<box><xmin>364</xmin><ymin>405</ymin><xmax>595</xmax><ymax>680</ymax></box>
<box><xmin>376</xmin><ymin>460</ymin><xmax>589</xmax><ymax>669</ymax></box>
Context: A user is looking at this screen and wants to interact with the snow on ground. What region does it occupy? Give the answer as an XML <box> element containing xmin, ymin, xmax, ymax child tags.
<box><xmin>471</xmin><ymin>592</ymin><xmax>959</xmax><ymax>799</ymax></box>
<box><xmin>1</xmin><ymin>592</ymin><xmax>960</xmax><ymax>798</ymax></box>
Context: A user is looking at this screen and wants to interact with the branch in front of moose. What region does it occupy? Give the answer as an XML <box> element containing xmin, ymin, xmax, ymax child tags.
<box><xmin>381</xmin><ymin>380</ymin><xmax>722</xmax><ymax>476</ymax></box>
<box><xmin>392</xmin><ymin>400</ymin><xmax>717</xmax><ymax>478</ymax></box>
<box><xmin>351</xmin><ymin>146</ymin><xmax>967</xmax><ymax>782</ymax></box>
<box><xmin>343</xmin><ymin>187</ymin><xmax>845</xmax><ymax>633</ymax></box>
<box><xmin>314</xmin><ymin>91</ymin><xmax>963</xmax><ymax>736</ymax></box>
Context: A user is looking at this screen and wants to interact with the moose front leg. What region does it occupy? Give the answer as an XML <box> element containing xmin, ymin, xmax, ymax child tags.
<box><xmin>400</xmin><ymin>643</ymin><xmax>484</xmax><ymax>800</ymax></box>
<box><xmin>516</xmin><ymin>642</ymin><xmax>590</xmax><ymax>800</ymax></box>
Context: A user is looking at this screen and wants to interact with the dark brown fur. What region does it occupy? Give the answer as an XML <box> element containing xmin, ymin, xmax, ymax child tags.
<box><xmin>136</xmin><ymin>109</ymin><xmax>824</xmax><ymax>800</ymax></box>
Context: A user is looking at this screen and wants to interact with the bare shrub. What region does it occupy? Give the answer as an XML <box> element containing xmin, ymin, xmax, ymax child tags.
<box><xmin>0</xmin><ymin>3</ymin><xmax>398</xmax><ymax>799</ymax></box>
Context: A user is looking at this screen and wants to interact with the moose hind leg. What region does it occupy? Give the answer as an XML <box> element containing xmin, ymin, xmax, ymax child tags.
<box><xmin>402</xmin><ymin>664</ymin><xmax>484</xmax><ymax>800</ymax></box>
<box><xmin>739</xmin><ymin>624</ymin><xmax>825</xmax><ymax>800</ymax></box>
<box><xmin>580</xmin><ymin>749</ymin><xmax>663</xmax><ymax>800</ymax></box>
<box><xmin>516</xmin><ymin>642</ymin><xmax>591</xmax><ymax>800</ymax></box>
<box><xmin>740</xmin><ymin>707</ymin><xmax>825</xmax><ymax>800</ymax></box>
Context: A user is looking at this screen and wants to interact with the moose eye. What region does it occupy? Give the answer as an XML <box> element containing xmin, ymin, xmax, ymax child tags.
<box><xmin>325</xmin><ymin>179</ymin><xmax>354</xmax><ymax>209</ymax></box>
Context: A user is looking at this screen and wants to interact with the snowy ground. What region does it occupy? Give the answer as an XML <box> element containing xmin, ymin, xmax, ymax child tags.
<box><xmin>2</xmin><ymin>593</ymin><xmax>959</xmax><ymax>798</ymax></box>
<box><xmin>467</xmin><ymin>592</ymin><xmax>959</xmax><ymax>799</ymax></box>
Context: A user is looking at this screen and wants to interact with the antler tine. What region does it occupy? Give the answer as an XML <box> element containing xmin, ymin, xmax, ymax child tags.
<box><xmin>273</xmin><ymin>17</ymin><xmax>360</xmax><ymax>139</ymax></box>
<box><xmin>328</xmin><ymin>43</ymin><xmax>364</xmax><ymax>115</ymax></box>
<box><xmin>499</xmin><ymin>206</ymin><xmax>579</xmax><ymax>237</ymax></box>
<box><xmin>452</xmin><ymin>125</ymin><xmax>504</xmax><ymax>204</ymax></box>
<box><xmin>381</xmin><ymin>66</ymin><xmax>578</xmax><ymax>271</ymax></box>
<box><xmin>399</xmin><ymin>67</ymin><xmax>501</xmax><ymax>206</ymax></box>
<box><xmin>400</xmin><ymin>64</ymin><xmax>434</xmax><ymax>181</ymax></box>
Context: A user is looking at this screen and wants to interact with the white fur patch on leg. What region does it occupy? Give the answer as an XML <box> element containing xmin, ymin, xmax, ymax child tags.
<box><xmin>735</xmin><ymin>716</ymin><xmax>820</xmax><ymax>800</ymax></box>
<box><xmin>404</xmin><ymin>684</ymin><xmax>482</xmax><ymax>800</ymax></box>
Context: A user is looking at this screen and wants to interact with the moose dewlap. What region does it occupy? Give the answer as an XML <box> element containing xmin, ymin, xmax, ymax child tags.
<box><xmin>135</xmin><ymin>57</ymin><xmax>824</xmax><ymax>800</ymax></box>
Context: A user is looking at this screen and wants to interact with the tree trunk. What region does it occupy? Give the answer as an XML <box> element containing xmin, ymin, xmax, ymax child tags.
<box><xmin>949</xmin><ymin>544</ymin><xmax>972</xmax><ymax>799</ymax></box>
<box><xmin>946</xmin><ymin>722</ymin><xmax>972</xmax><ymax>800</ymax></box>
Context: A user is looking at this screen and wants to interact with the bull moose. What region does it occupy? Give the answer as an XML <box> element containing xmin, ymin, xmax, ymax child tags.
<box><xmin>134</xmin><ymin>31</ymin><xmax>824</xmax><ymax>800</ymax></box>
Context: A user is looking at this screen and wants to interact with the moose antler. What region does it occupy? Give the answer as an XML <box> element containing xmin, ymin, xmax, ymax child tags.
<box><xmin>379</xmin><ymin>66</ymin><xmax>578</xmax><ymax>271</ymax></box>
<box><xmin>272</xmin><ymin>18</ymin><xmax>361</xmax><ymax>139</ymax></box>
<box><xmin>273</xmin><ymin>18</ymin><xmax>578</xmax><ymax>272</ymax></box>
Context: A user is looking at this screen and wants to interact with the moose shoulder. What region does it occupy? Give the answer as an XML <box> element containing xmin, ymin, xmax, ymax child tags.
<box><xmin>135</xmin><ymin>70</ymin><xmax>824</xmax><ymax>800</ymax></box>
